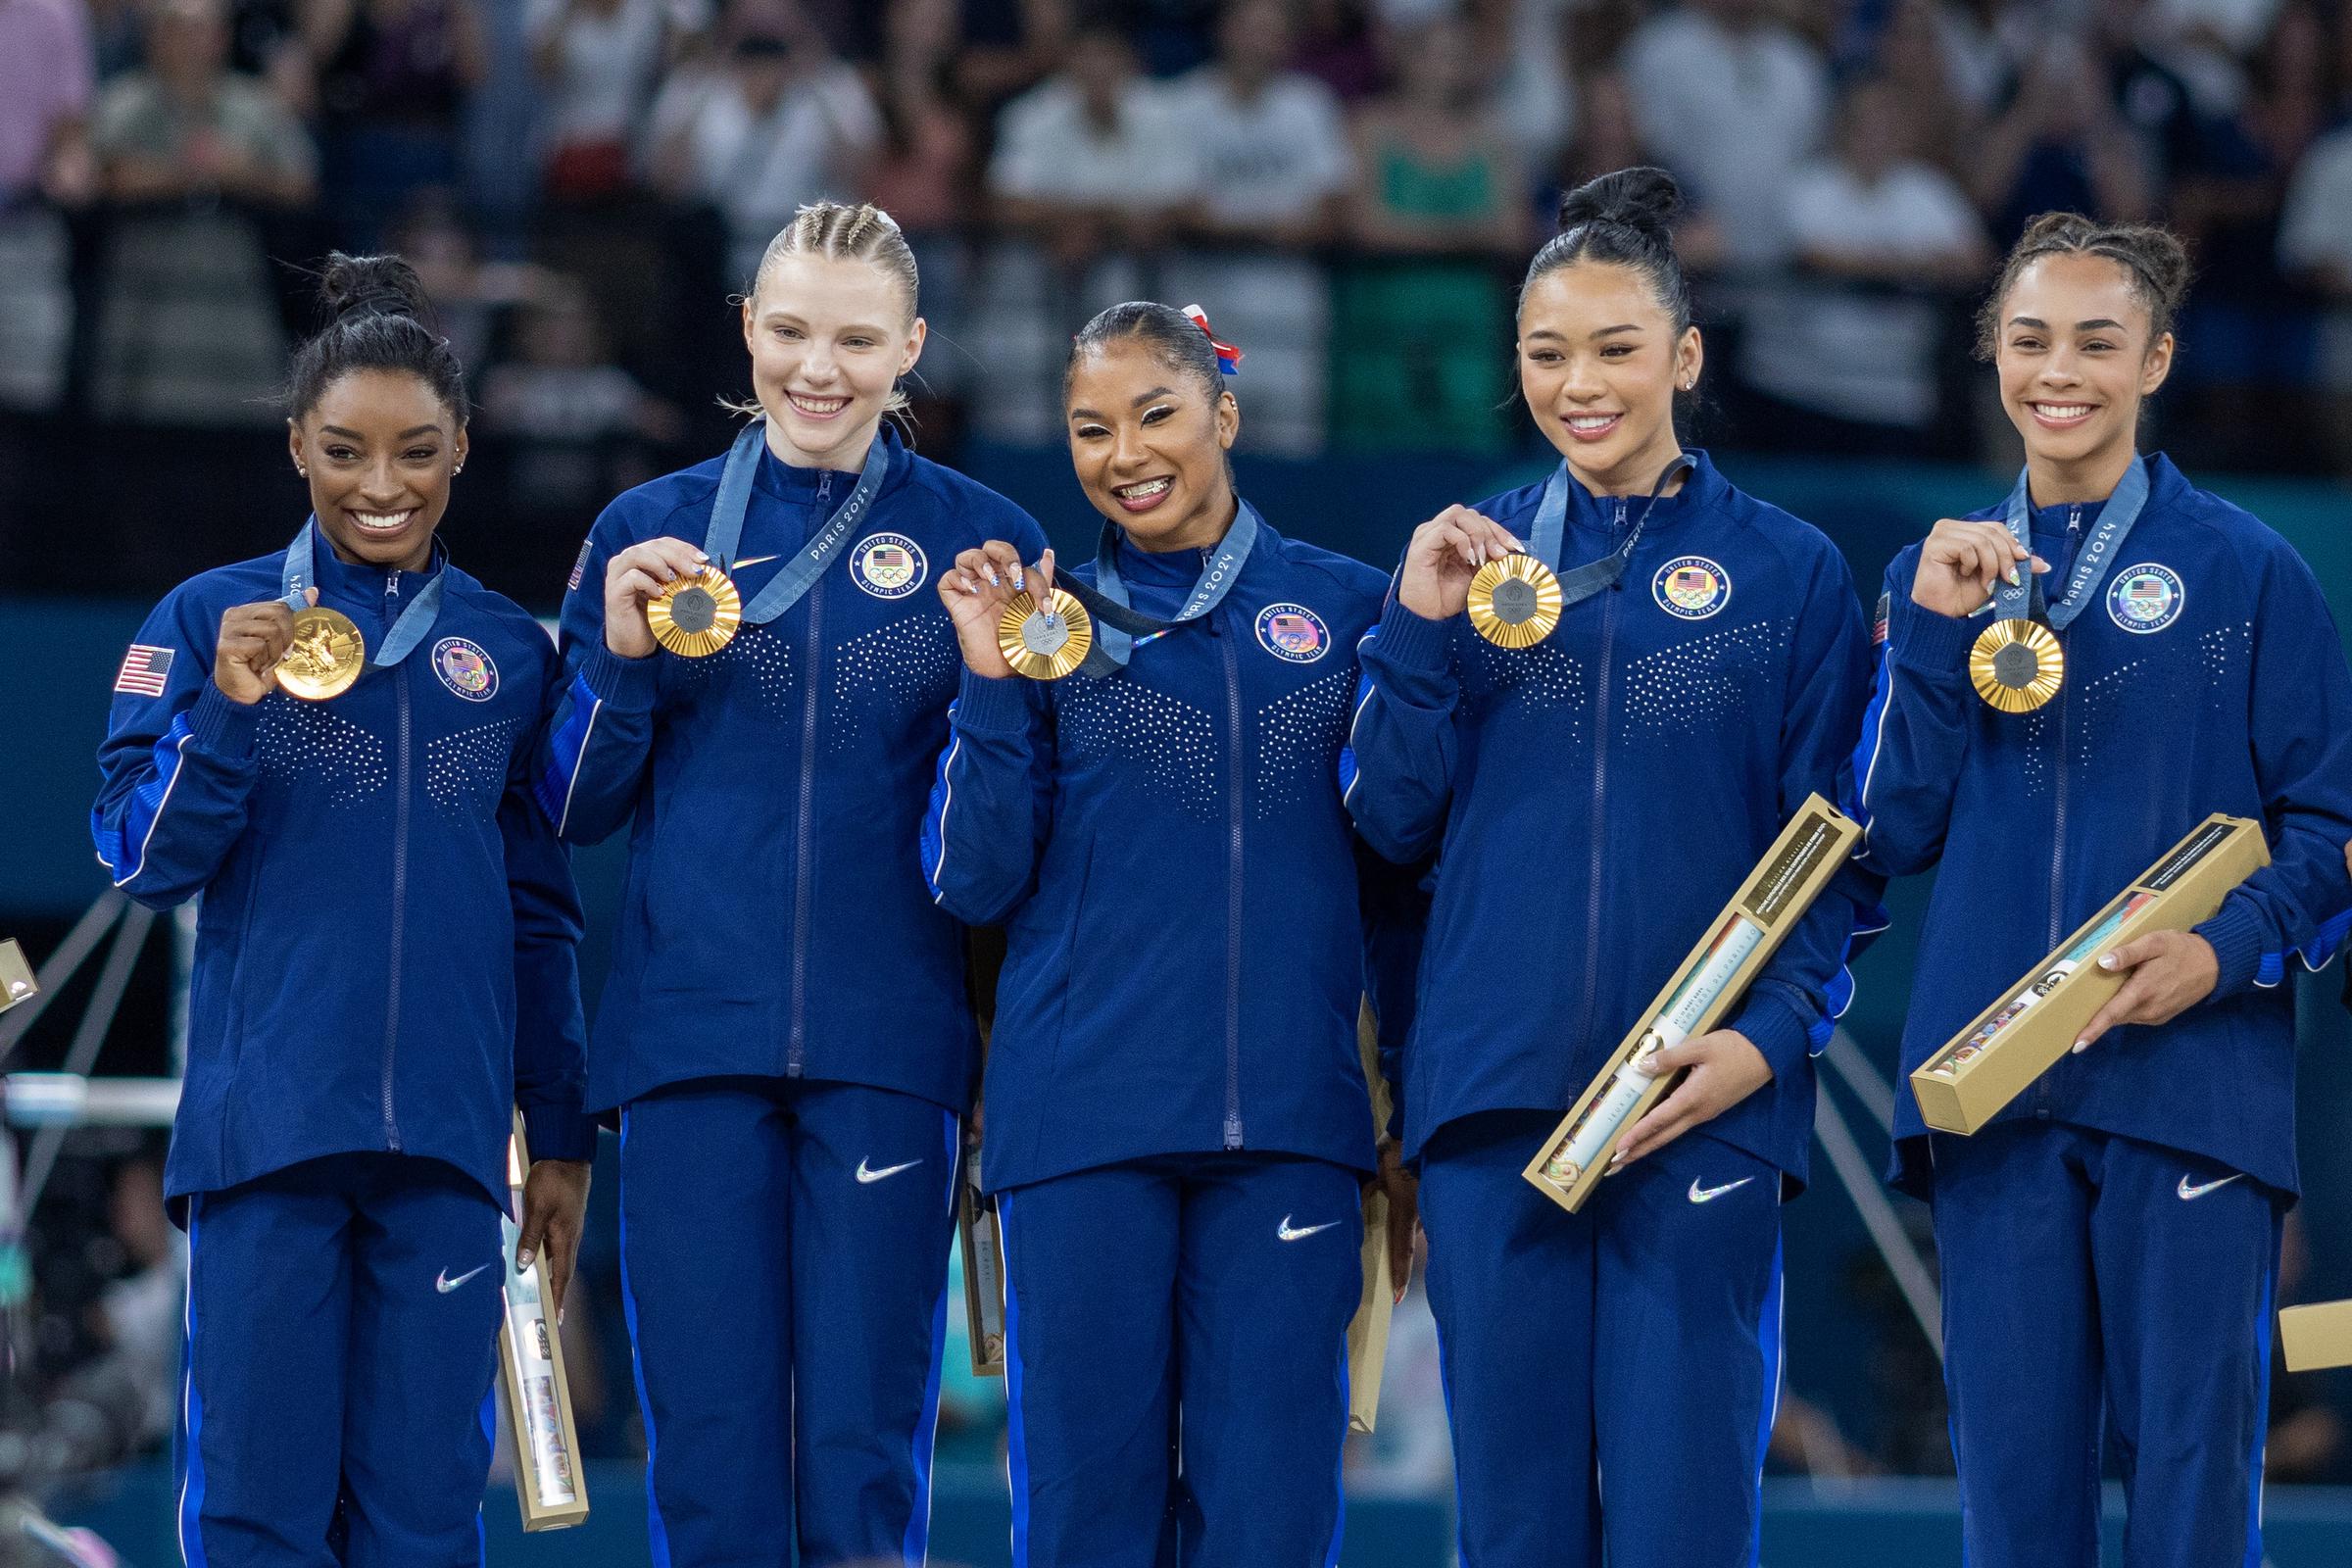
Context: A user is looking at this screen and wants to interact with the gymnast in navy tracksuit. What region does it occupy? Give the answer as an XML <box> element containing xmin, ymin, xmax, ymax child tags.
<box><xmin>530</xmin><ymin>203</ymin><xmax>1046</xmax><ymax>1566</ymax></box>
<box><xmin>1854</xmin><ymin>214</ymin><xmax>2352</xmax><ymax>1568</ymax></box>
<box><xmin>90</xmin><ymin>256</ymin><xmax>596</xmax><ymax>1567</ymax></box>
<box><xmin>923</xmin><ymin>302</ymin><xmax>1411</xmax><ymax>1565</ymax></box>
<box><xmin>1345</xmin><ymin>170</ymin><xmax>1876</xmax><ymax>1568</ymax></box>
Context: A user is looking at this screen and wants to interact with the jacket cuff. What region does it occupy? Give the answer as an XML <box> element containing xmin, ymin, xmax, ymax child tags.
<box><xmin>1369</xmin><ymin>605</ymin><xmax>1453</xmax><ymax>674</ymax></box>
<box><xmin>580</xmin><ymin>643</ymin><xmax>661</xmax><ymax>714</ymax></box>
<box><xmin>1728</xmin><ymin>990</ymin><xmax>1814</xmax><ymax>1081</ymax></box>
<box><xmin>188</xmin><ymin>683</ymin><xmax>262</xmax><ymax>758</ymax></box>
<box><xmin>2191</xmin><ymin>899</ymin><xmax>2267</xmax><ymax>1001</ymax></box>
<box><xmin>521</xmin><ymin>1101</ymin><xmax>600</xmax><ymax>1164</ymax></box>
<box><xmin>1888</xmin><ymin>595</ymin><xmax>1981</xmax><ymax>680</ymax></box>
<box><xmin>954</xmin><ymin>668</ymin><xmax>1033</xmax><ymax>736</ymax></box>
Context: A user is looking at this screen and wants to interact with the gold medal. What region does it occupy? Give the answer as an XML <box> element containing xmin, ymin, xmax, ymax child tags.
<box><xmin>1467</xmin><ymin>554</ymin><xmax>1563</xmax><ymax>649</ymax></box>
<box><xmin>274</xmin><ymin>607</ymin><xmax>366</xmax><ymax>700</ymax></box>
<box><xmin>647</xmin><ymin>566</ymin><xmax>743</xmax><ymax>659</ymax></box>
<box><xmin>1969</xmin><ymin>617</ymin><xmax>2064</xmax><ymax>712</ymax></box>
<box><xmin>997</xmin><ymin>589</ymin><xmax>1093</xmax><ymax>681</ymax></box>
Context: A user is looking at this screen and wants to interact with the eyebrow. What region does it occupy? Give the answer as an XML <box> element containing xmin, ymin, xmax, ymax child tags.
<box><xmin>2006</xmin><ymin>317</ymin><xmax>2127</xmax><ymax>332</ymax></box>
<box><xmin>320</xmin><ymin>424</ymin><xmax>442</xmax><ymax>439</ymax></box>
<box><xmin>1522</xmin><ymin>325</ymin><xmax>1641</xmax><ymax>343</ymax></box>
<box><xmin>1066</xmin><ymin>386</ymin><xmax>1176</xmax><ymax>419</ymax></box>
<box><xmin>761</xmin><ymin>311</ymin><xmax>893</xmax><ymax>335</ymax></box>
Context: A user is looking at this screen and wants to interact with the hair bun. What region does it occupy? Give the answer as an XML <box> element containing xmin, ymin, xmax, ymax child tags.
<box><xmin>318</xmin><ymin>252</ymin><xmax>431</xmax><ymax>327</ymax></box>
<box><xmin>1555</xmin><ymin>166</ymin><xmax>1683</xmax><ymax>243</ymax></box>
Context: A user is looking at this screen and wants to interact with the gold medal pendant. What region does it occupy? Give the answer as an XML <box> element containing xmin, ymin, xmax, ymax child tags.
<box><xmin>647</xmin><ymin>566</ymin><xmax>743</xmax><ymax>659</ymax></box>
<box><xmin>274</xmin><ymin>607</ymin><xmax>367</xmax><ymax>700</ymax></box>
<box><xmin>997</xmin><ymin>589</ymin><xmax>1094</xmax><ymax>681</ymax></box>
<box><xmin>1969</xmin><ymin>618</ymin><xmax>2065</xmax><ymax>712</ymax></box>
<box><xmin>1467</xmin><ymin>554</ymin><xmax>1563</xmax><ymax>649</ymax></box>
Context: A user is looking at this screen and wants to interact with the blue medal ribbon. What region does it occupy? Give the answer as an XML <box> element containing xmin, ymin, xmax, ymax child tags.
<box><xmin>281</xmin><ymin>516</ymin><xmax>445</xmax><ymax>668</ymax></box>
<box><xmin>1525</xmin><ymin>455</ymin><xmax>1696</xmax><ymax>606</ymax></box>
<box><xmin>1054</xmin><ymin>500</ymin><xmax>1262</xmax><ymax>676</ymax></box>
<box><xmin>1989</xmin><ymin>456</ymin><xmax>2151</xmax><ymax>629</ymax></box>
<box><xmin>702</xmin><ymin>418</ymin><xmax>892</xmax><ymax>626</ymax></box>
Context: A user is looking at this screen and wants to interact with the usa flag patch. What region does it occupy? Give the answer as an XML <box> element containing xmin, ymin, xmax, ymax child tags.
<box><xmin>115</xmin><ymin>645</ymin><xmax>174</xmax><ymax>697</ymax></box>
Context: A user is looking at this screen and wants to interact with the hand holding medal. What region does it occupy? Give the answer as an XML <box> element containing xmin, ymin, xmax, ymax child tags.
<box><xmin>214</xmin><ymin>590</ymin><xmax>323</xmax><ymax>705</ymax></box>
<box><xmin>1912</xmin><ymin>517</ymin><xmax>2046</xmax><ymax>619</ymax></box>
<box><xmin>942</xmin><ymin>542</ymin><xmax>1083</xmax><ymax>680</ymax></box>
<box><xmin>1397</xmin><ymin>506</ymin><xmax>1523</xmax><ymax>625</ymax></box>
<box><xmin>603</xmin><ymin>537</ymin><xmax>718</xmax><ymax>660</ymax></box>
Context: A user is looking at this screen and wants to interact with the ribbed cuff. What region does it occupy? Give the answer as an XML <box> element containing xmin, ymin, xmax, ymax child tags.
<box><xmin>521</xmin><ymin>1101</ymin><xmax>600</xmax><ymax>1164</ymax></box>
<box><xmin>954</xmin><ymin>668</ymin><xmax>1033</xmax><ymax>736</ymax></box>
<box><xmin>188</xmin><ymin>683</ymin><xmax>262</xmax><ymax>758</ymax></box>
<box><xmin>1369</xmin><ymin>605</ymin><xmax>1453</xmax><ymax>674</ymax></box>
<box><xmin>1888</xmin><ymin>595</ymin><xmax>1981</xmax><ymax>678</ymax></box>
<box><xmin>581</xmin><ymin>643</ymin><xmax>661</xmax><ymax>713</ymax></box>
<box><xmin>2192</xmin><ymin>900</ymin><xmax>2266</xmax><ymax>1000</ymax></box>
<box><xmin>1728</xmin><ymin>991</ymin><xmax>1813</xmax><ymax>1080</ymax></box>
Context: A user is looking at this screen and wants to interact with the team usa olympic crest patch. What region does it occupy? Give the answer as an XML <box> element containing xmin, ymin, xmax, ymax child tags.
<box><xmin>1255</xmin><ymin>603</ymin><xmax>1330</xmax><ymax>662</ymax></box>
<box><xmin>850</xmin><ymin>533</ymin><xmax>926</xmax><ymax>599</ymax></box>
<box><xmin>1653</xmin><ymin>556</ymin><xmax>1732</xmax><ymax>619</ymax></box>
<box><xmin>2106</xmin><ymin>564</ymin><xmax>2183</xmax><ymax>634</ymax></box>
<box><xmin>432</xmin><ymin>637</ymin><xmax>499</xmax><ymax>701</ymax></box>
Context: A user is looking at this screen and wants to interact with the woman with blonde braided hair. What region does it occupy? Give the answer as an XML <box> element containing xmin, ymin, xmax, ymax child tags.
<box><xmin>533</xmin><ymin>201</ymin><xmax>1046</xmax><ymax>1564</ymax></box>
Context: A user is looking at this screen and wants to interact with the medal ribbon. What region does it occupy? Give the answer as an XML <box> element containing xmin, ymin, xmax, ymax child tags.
<box><xmin>702</xmin><ymin>417</ymin><xmax>893</xmax><ymax>626</ymax></box>
<box><xmin>1989</xmin><ymin>456</ymin><xmax>2150</xmax><ymax>630</ymax></box>
<box><xmin>1053</xmin><ymin>500</ymin><xmax>1263</xmax><ymax>675</ymax></box>
<box><xmin>1525</xmin><ymin>455</ymin><xmax>1696</xmax><ymax>606</ymax></box>
<box><xmin>281</xmin><ymin>517</ymin><xmax>445</xmax><ymax>667</ymax></box>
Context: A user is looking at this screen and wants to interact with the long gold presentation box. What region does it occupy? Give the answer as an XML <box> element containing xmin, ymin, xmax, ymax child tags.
<box><xmin>959</xmin><ymin>1166</ymin><xmax>1007</xmax><ymax>1377</ymax></box>
<box><xmin>1347</xmin><ymin>1002</ymin><xmax>1396</xmax><ymax>1434</ymax></box>
<box><xmin>498</xmin><ymin>1111</ymin><xmax>591</xmax><ymax>1531</ymax></box>
<box><xmin>2280</xmin><ymin>1300</ymin><xmax>2352</xmax><ymax>1372</ymax></box>
<box><xmin>1909</xmin><ymin>814</ymin><xmax>2268</xmax><ymax>1136</ymax></box>
<box><xmin>1523</xmin><ymin>795</ymin><xmax>1862</xmax><ymax>1214</ymax></box>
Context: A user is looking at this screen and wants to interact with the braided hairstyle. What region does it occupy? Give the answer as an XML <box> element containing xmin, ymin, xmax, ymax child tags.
<box><xmin>741</xmin><ymin>201</ymin><xmax>922</xmax><ymax>416</ymax></box>
<box><xmin>1976</xmin><ymin>212</ymin><xmax>2192</xmax><ymax>362</ymax></box>
<box><xmin>1522</xmin><ymin>166</ymin><xmax>1692</xmax><ymax>337</ymax></box>
<box><xmin>1064</xmin><ymin>301</ymin><xmax>1229</xmax><ymax>404</ymax></box>
<box><xmin>285</xmin><ymin>252</ymin><xmax>466</xmax><ymax>424</ymax></box>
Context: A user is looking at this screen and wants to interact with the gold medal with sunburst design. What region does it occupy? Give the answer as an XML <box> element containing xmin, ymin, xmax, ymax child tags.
<box><xmin>647</xmin><ymin>566</ymin><xmax>743</xmax><ymax>659</ymax></box>
<box><xmin>997</xmin><ymin>589</ymin><xmax>1093</xmax><ymax>680</ymax></box>
<box><xmin>275</xmin><ymin>608</ymin><xmax>366</xmax><ymax>700</ymax></box>
<box><xmin>1969</xmin><ymin>618</ymin><xmax>2064</xmax><ymax>712</ymax></box>
<box><xmin>1467</xmin><ymin>554</ymin><xmax>1563</xmax><ymax>649</ymax></box>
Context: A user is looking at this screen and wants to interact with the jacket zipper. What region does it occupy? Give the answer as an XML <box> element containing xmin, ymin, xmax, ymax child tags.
<box><xmin>1219</xmin><ymin>597</ymin><xmax>1246</xmax><ymax>1150</ymax></box>
<box><xmin>382</xmin><ymin>570</ymin><xmax>409</xmax><ymax>1151</ymax></box>
<box><xmin>2047</xmin><ymin>505</ymin><xmax>2081</xmax><ymax>955</ymax></box>
<box><xmin>1573</xmin><ymin>497</ymin><xmax>1628</xmax><ymax>1056</ymax></box>
<box><xmin>787</xmin><ymin>472</ymin><xmax>831</xmax><ymax>1076</ymax></box>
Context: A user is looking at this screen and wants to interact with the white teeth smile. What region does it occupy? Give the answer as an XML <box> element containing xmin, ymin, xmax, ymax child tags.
<box><xmin>1114</xmin><ymin>478</ymin><xmax>1172</xmax><ymax>500</ymax></box>
<box><xmin>1567</xmin><ymin>415</ymin><xmax>1621</xmax><ymax>431</ymax></box>
<box><xmin>350</xmin><ymin>511</ymin><xmax>415</xmax><ymax>532</ymax></box>
<box><xmin>2033</xmin><ymin>403</ymin><xmax>2094</xmax><ymax>419</ymax></box>
<box><xmin>788</xmin><ymin>392</ymin><xmax>849</xmax><ymax>415</ymax></box>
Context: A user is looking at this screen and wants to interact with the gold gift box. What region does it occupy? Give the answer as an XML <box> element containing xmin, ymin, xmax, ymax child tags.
<box><xmin>498</xmin><ymin>1110</ymin><xmax>591</xmax><ymax>1531</ymax></box>
<box><xmin>1523</xmin><ymin>796</ymin><xmax>1862</xmax><ymax>1214</ymax></box>
<box><xmin>0</xmin><ymin>940</ymin><xmax>35</xmax><ymax>1014</ymax></box>
<box><xmin>1910</xmin><ymin>814</ymin><xmax>2268</xmax><ymax>1136</ymax></box>
<box><xmin>1347</xmin><ymin>1001</ymin><xmax>1396</xmax><ymax>1434</ymax></box>
<box><xmin>959</xmin><ymin>1168</ymin><xmax>1007</xmax><ymax>1377</ymax></box>
<box><xmin>2281</xmin><ymin>1300</ymin><xmax>2352</xmax><ymax>1372</ymax></box>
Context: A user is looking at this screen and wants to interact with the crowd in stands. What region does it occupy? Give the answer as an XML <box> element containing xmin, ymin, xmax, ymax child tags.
<box><xmin>6</xmin><ymin>0</ymin><xmax>2352</xmax><ymax>523</ymax></box>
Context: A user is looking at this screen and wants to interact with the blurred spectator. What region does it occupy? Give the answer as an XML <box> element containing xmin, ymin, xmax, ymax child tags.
<box><xmin>93</xmin><ymin>1158</ymin><xmax>179</xmax><ymax>1453</ymax></box>
<box><xmin>1931</xmin><ymin>0</ymin><xmax>2037</xmax><ymax>115</ymax></box>
<box><xmin>1160</xmin><ymin>0</ymin><xmax>1355</xmax><ymax>454</ymax></box>
<box><xmin>480</xmin><ymin>271</ymin><xmax>681</xmax><ymax>514</ymax></box>
<box><xmin>1492</xmin><ymin>0</ymin><xmax>1574</xmax><ymax>182</ymax></box>
<box><xmin>1740</xmin><ymin>74</ymin><xmax>1988</xmax><ymax>448</ymax></box>
<box><xmin>1971</xmin><ymin>34</ymin><xmax>2154</xmax><ymax>243</ymax></box>
<box><xmin>647</xmin><ymin>0</ymin><xmax>877</xmax><ymax>283</ymax></box>
<box><xmin>1622</xmin><ymin>0</ymin><xmax>1831</xmax><ymax>269</ymax></box>
<box><xmin>1291</xmin><ymin>0</ymin><xmax>1382</xmax><ymax>102</ymax></box>
<box><xmin>303</xmin><ymin>0</ymin><xmax>487</xmax><ymax>246</ymax></box>
<box><xmin>2278</xmin><ymin>114</ymin><xmax>2352</xmax><ymax>299</ymax></box>
<box><xmin>529</xmin><ymin>0</ymin><xmax>705</xmax><ymax>202</ymax></box>
<box><xmin>88</xmin><ymin>0</ymin><xmax>318</xmax><ymax>425</ymax></box>
<box><xmin>1875</xmin><ymin>0</ymin><xmax>1980</xmax><ymax>180</ymax></box>
<box><xmin>0</xmin><ymin>0</ymin><xmax>95</xmax><ymax>411</ymax></box>
<box><xmin>986</xmin><ymin>24</ymin><xmax>1193</xmax><ymax>267</ymax></box>
<box><xmin>865</xmin><ymin>0</ymin><xmax>974</xmax><ymax>233</ymax></box>
<box><xmin>1344</xmin><ymin>15</ymin><xmax>1525</xmax><ymax>258</ymax></box>
<box><xmin>949</xmin><ymin>0</ymin><xmax>1073</xmax><ymax>114</ymax></box>
<box><xmin>391</xmin><ymin>190</ymin><xmax>542</xmax><ymax>368</ymax></box>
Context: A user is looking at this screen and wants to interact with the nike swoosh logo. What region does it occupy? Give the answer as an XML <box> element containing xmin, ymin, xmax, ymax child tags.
<box><xmin>2178</xmin><ymin>1173</ymin><xmax>2245</xmax><ymax>1200</ymax></box>
<box><xmin>856</xmin><ymin>1157</ymin><xmax>923</xmax><ymax>1185</ymax></box>
<box><xmin>1689</xmin><ymin>1176</ymin><xmax>1757</xmax><ymax>1204</ymax></box>
<box><xmin>436</xmin><ymin>1263</ymin><xmax>491</xmax><ymax>1294</ymax></box>
<box><xmin>1276</xmin><ymin>1215</ymin><xmax>1340</xmax><ymax>1242</ymax></box>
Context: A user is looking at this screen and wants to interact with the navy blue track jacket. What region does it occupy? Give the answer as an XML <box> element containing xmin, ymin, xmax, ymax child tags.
<box><xmin>91</xmin><ymin>538</ymin><xmax>595</xmax><ymax>1212</ymax></box>
<box><xmin>1345</xmin><ymin>452</ymin><xmax>1877</xmax><ymax>1183</ymax></box>
<box><xmin>1853</xmin><ymin>454</ymin><xmax>2352</xmax><ymax>1196</ymax></box>
<box><xmin>921</xmin><ymin>515</ymin><xmax>1397</xmax><ymax>1192</ymax></box>
<box><xmin>534</xmin><ymin>424</ymin><xmax>1049</xmax><ymax>1115</ymax></box>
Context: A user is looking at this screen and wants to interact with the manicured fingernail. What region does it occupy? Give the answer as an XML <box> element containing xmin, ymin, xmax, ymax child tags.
<box><xmin>984</xmin><ymin>564</ymin><xmax>1000</xmax><ymax>586</ymax></box>
<box><xmin>1010</xmin><ymin>564</ymin><xmax>1024</xmax><ymax>592</ymax></box>
<box><xmin>516</xmin><ymin>1249</ymin><xmax>533</xmax><ymax>1266</ymax></box>
<box><xmin>2006</xmin><ymin>567</ymin><xmax>2021</xmax><ymax>586</ymax></box>
<box><xmin>2098</xmin><ymin>953</ymin><xmax>2118</xmax><ymax>969</ymax></box>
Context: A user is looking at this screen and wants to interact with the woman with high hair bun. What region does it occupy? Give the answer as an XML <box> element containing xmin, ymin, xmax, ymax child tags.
<box><xmin>924</xmin><ymin>300</ymin><xmax>1417</xmax><ymax>1565</ymax></box>
<box><xmin>532</xmin><ymin>200</ymin><xmax>1047</xmax><ymax>1564</ymax></box>
<box><xmin>92</xmin><ymin>252</ymin><xmax>596</xmax><ymax>1565</ymax></box>
<box><xmin>1345</xmin><ymin>166</ymin><xmax>1878</xmax><ymax>1566</ymax></box>
<box><xmin>1854</xmin><ymin>211</ymin><xmax>2352</xmax><ymax>1568</ymax></box>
